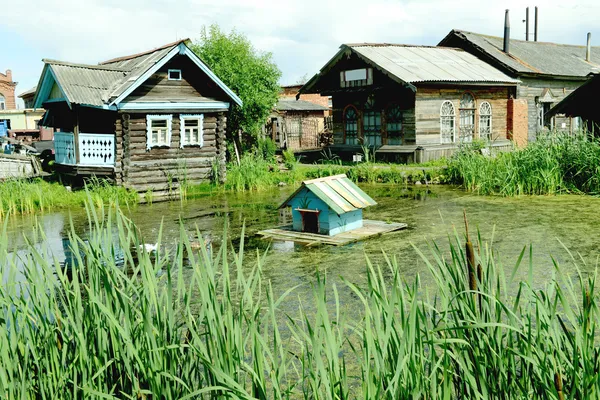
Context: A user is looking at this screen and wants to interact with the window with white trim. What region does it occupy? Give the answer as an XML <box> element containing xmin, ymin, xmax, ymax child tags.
<box><xmin>479</xmin><ymin>101</ymin><xmax>492</xmax><ymax>141</ymax></box>
<box><xmin>168</xmin><ymin>69</ymin><xmax>182</xmax><ymax>80</ymax></box>
<box><xmin>0</xmin><ymin>94</ymin><xmax>5</xmax><ymax>110</ymax></box>
<box><xmin>180</xmin><ymin>114</ymin><xmax>204</xmax><ymax>147</ymax></box>
<box><xmin>459</xmin><ymin>93</ymin><xmax>476</xmax><ymax>143</ymax></box>
<box><xmin>440</xmin><ymin>101</ymin><xmax>455</xmax><ymax>144</ymax></box>
<box><xmin>146</xmin><ymin>114</ymin><xmax>172</xmax><ymax>150</ymax></box>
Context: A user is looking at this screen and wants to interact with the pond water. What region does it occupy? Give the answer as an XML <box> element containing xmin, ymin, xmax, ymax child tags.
<box><xmin>5</xmin><ymin>184</ymin><xmax>600</xmax><ymax>310</ymax></box>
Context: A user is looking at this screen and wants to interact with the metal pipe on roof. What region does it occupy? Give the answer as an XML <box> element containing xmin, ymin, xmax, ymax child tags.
<box><xmin>586</xmin><ymin>33</ymin><xmax>592</xmax><ymax>62</ymax></box>
<box><xmin>525</xmin><ymin>7</ymin><xmax>529</xmax><ymax>41</ymax></box>
<box><xmin>534</xmin><ymin>6</ymin><xmax>539</xmax><ymax>41</ymax></box>
<box><xmin>504</xmin><ymin>9</ymin><xmax>510</xmax><ymax>53</ymax></box>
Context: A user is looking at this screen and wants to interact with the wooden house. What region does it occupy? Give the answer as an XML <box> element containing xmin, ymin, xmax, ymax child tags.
<box><xmin>439</xmin><ymin>29</ymin><xmax>600</xmax><ymax>141</ymax></box>
<box><xmin>549</xmin><ymin>73</ymin><xmax>600</xmax><ymax>131</ymax></box>
<box><xmin>298</xmin><ymin>43</ymin><xmax>520</xmax><ymax>163</ymax></box>
<box><xmin>279</xmin><ymin>174</ymin><xmax>376</xmax><ymax>236</ymax></box>
<box><xmin>269</xmin><ymin>98</ymin><xmax>329</xmax><ymax>150</ymax></box>
<box><xmin>33</xmin><ymin>39</ymin><xmax>242</xmax><ymax>193</ymax></box>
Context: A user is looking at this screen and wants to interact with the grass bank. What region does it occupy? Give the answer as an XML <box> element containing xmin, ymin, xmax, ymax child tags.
<box><xmin>1</xmin><ymin>204</ymin><xmax>598</xmax><ymax>398</ymax></box>
<box><xmin>0</xmin><ymin>178</ymin><xmax>138</xmax><ymax>218</ymax></box>
<box><xmin>449</xmin><ymin>133</ymin><xmax>600</xmax><ymax>195</ymax></box>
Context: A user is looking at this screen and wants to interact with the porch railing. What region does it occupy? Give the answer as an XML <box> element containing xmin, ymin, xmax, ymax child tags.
<box><xmin>78</xmin><ymin>133</ymin><xmax>115</xmax><ymax>167</ymax></box>
<box><xmin>54</xmin><ymin>132</ymin><xmax>116</xmax><ymax>167</ymax></box>
<box><xmin>54</xmin><ymin>132</ymin><xmax>76</xmax><ymax>165</ymax></box>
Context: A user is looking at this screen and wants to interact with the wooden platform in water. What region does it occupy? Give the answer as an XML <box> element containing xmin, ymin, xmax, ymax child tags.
<box><xmin>257</xmin><ymin>220</ymin><xmax>407</xmax><ymax>246</ymax></box>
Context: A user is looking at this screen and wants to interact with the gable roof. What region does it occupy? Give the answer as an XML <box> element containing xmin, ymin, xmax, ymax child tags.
<box><xmin>439</xmin><ymin>30</ymin><xmax>600</xmax><ymax>78</ymax></box>
<box><xmin>301</xmin><ymin>43</ymin><xmax>518</xmax><ymax>94</ymax></box>
<box><xmin>279</xmin><ymin>174</ymin><xmax>377</xmax><ymax>215</ymax></box>
<box><xmin>33</xmin><ymin>39</ymin><xmax>242</xmax><ymax>109</ymax></box>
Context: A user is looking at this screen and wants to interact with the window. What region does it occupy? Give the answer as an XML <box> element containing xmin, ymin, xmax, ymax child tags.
<box><xmin>478</xmin><ymin>101</ymin><xmax>492</xmax><ymax>141</ymax></box>
<box><xmin>362</xmin><ymin>95</ymin><xmax>382</xmax><ymax>146</ymax></box>
<box><xmin>168</xmin><ymin>69</ymin><xmax>182</xmax><ymax>80</ymax></box>
<box><xmin>0</xmin><ymin>94</ymin><xmax>5</xmax><ymax>110</ymax></box>
<box><xmin>385</xmin><ymin>104</ymin><xmax>403</xmax><ymax>145</ymax></box>
<box><xmin>343</xmin><ymin>105</ymin><xmax>359</xmax><ymax>145</ymax></box>
<box><xmin>440</xmin><ymin>101</ymin><xmax>455</xmax><ymax>144</ymax></box>
<box><xmin>146</xmin><ymin>114</ymin><xmax>172</xmax><ymax>150</ymax></box>
<box><xmin>180</xmin><ymin>114</ymin><xmax>204</xmax><ymax>147</ymax></box>
<box><xmin>340</xmin><ymin>68</ymin><xmax>373</xmax><ymax>88</ymax></box>
<box><xmin>459</xmin><ymin>93</ymin><xmax>476</xmax><ymax>143</ymax></box>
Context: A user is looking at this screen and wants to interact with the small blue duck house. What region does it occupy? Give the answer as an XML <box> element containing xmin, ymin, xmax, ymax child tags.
<box><xmin>279</xmin><ymin>174</ymin><xmax>377</xmax><ymax>236</ymax></box>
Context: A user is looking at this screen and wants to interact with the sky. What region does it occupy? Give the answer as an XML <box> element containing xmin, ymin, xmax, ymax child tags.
<box><xmin>2</xmin><ymin>0</ymin><xmax>599</xmax><ymax>108</ymax></box>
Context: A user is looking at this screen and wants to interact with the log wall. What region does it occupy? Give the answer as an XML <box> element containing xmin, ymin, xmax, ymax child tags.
<box><xmin>116</xmin><ymin>112</ymin><xmax>220</xmax><ymax>192</ymax></box>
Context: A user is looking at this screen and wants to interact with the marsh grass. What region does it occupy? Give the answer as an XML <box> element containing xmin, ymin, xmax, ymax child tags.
<box><xmin>449</xmin><ymin>132</ymin><xmax>600</xmax><ymax>195</ymax></box>
<box><xmin>1</xmin><ymin>201</ymin><xmax>599</xmax><ymax>398</ymax></box>
<box><xmin>0</xmin><ymin>178</ymin><xmax>137</xmax><ymax>217</ymax></box>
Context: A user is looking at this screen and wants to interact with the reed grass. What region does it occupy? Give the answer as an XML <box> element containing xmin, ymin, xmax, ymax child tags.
<box><xmin>449</xmin><ymin>132</ymin><xmax>600</xmax><ymax>195</ymax></box>
<box><xmin>1</xmin><ymin>201</ymin><xmax>599</xmax><ymax>398</ymax></box>
<box><xmin>0</xmin><ymin>178</ymin><xmax>138</xmax><ymax>218</ymax></box>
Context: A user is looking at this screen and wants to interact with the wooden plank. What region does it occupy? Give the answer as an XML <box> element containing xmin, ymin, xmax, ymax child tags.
<box><xmin>313</xmin><ymin>181</ymin><xmax>354</xmax><ymax>213</ymax></box>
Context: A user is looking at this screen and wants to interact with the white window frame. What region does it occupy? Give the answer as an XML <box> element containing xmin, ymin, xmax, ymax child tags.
<box><xmin>0</xmin><ymin>94</ymin><xmax>5</xmax><ymax>110</ymax></box>
<box><xmin>168</xmin><ymin>69</ymin><xmax>182</xmax><ymax>81</ymax></box>
<box><xmin>146</xmin><ymin>114</ymin><xmax>173</xmax><ymax>150</ymax></box>
<box><xmin>478</xmin><ymin>101</ymin><xmax>492</xmax><ymax>141</ymax></box>
<box><xmin>440</xmin><ymin>100</ymin><xmax>456</xmax><ymax>144</ymax></box>
<box><xmin>179</xmin><ymin>114</ymin><xmax>204</xmax><ymax>148</ymax></box>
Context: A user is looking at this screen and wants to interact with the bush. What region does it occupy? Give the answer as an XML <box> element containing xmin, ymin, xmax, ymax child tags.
<box><xmin>256</xmin><ymin>137</ymin><xmax>277</xmax><ymax>161</ymax></box>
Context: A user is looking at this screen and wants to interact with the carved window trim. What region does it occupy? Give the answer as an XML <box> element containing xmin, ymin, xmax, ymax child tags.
<box><xmin>146</xmin><ymin>114</ymin><xmax>172</xmax><ymax>150</ymax></box>
<box><xmin>180</xmin><ymin>114</ymin><xmax>204</xmax><ymax>148</ymax></box>
<box><xmin>343</xmin><ymin>105</ymin><xmax>359</xmax><ymax>145</ymax></box>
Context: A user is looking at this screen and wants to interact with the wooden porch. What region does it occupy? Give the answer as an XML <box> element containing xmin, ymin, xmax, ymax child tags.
<box><xmin>54</xmin><ymin>132</ymin><xmax>116</xmax><ymax>176</ymax></box>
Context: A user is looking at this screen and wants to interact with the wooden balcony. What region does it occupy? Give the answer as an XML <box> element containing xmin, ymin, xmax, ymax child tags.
<box><xmin>54</xmin><ymin>132</ymin><xmax>116</xmax><ymax>176</ymax></box>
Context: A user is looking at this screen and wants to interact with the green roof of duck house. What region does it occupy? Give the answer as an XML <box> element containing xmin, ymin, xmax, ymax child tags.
<box><xmin>279</xmin><ymin>174</ymin><xmax>377</xmax><ymax>215</ymax></box>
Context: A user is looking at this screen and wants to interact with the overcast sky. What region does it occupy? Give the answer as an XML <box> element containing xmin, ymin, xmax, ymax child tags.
<box><xmin>2</xmin><ymin>0</ymin><xmax>599</xmax><ymax>106</ymax></box>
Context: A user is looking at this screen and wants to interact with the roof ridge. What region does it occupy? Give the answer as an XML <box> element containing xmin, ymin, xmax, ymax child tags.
<box><xmin>455</xmin><ymin>29</ymin><xmax>600</xmax><ymax>48</ymax></box>
<box><xmin>345</xmin><ymin>42</ymin><xmax>464</xmax><ymax>51</ymax></box>
<box><xmin>99</xmin><ymin>38</ymin><xmax>190</xmax><ymax>65</ymax></box>
<box><xmin>42</xmin><ymin>59</ymin><xmax>128</xmax><ymax>72</ymax></box>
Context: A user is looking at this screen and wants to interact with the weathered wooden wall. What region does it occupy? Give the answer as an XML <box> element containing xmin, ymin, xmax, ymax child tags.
<box><xmin>330</xmin><ymin>89</ymin><xmax>416</xmax><ymax>146</ymax></box>
<box><xmin>414</xmin><ymin>86</ymin><xmax>511</xmax><ymax>145</ymax></box>
<box><xmin>517</xmin><ymin>77</ymin><xmax>583</xmax><ymax>141</ymax></box>
<box><xmin>116</xmin><ymin>111</ymin><xmax>224</xmax><ymax>192</ymax></box>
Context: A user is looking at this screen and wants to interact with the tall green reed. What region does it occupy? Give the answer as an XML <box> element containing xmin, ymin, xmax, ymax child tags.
<box><xmin>1</xmin><ymin>202</ymin><xmax>599</xmax><ymax>398</ymax></box>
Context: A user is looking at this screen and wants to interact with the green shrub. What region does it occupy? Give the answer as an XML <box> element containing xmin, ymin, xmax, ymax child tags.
<box><xmin>256</xmin><ymin>137</ymin><xmax>277</xmax><ymax>161</ymax></box>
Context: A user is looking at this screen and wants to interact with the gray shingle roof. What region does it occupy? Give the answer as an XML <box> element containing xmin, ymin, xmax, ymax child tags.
<box><xmin>347</xmin><ymin>44</ymin><xmax>519</xmax><ymax>84</ymax></box>
<box><xmin>440</xmin><ymin>30</ymin><xmax>600</xmax><ymax>77</ymax></box>
<box><xmin>36</xmin><ymin>39</ymin><xmax>241</xmax><ymax>108</ymax></box>
<box><xmin>276</xmin><ymin>99</ymin><xmax>328</xmax><ymax>111</ymax></box>
<box><xmin>43</xmin><ymin>60</ymin><xmax>127</xmax><ymax>106</ymax></box>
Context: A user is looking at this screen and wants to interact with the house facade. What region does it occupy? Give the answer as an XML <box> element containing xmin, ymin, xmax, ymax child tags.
<box><xmin>299</xmin><ymin>44</ymin><xmax>520</xmax><ymax>162</ymax></box>
<box><xmin>33</xmin><ymin>39</ymin><xmax>242</xmax><ymax>194</ymax></box>
<box><xmin>0</xmin><ymin>70</ymin><xmax>17</xmax><ymax>111</ymax></box>
<box><xmin>439</xmin><ymin>30</ymin><xmax>600</xmax><ymax>141</ymax></box>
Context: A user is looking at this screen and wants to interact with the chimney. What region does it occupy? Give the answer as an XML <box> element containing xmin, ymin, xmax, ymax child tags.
<box><xmin>534</xmin><ymin>6</ymin><xmax>538</xmax><ymax>41</ymax></box>
<box><xmin>525</xmin><ymin>7</ymin><xmax>529</xmax><ymax>41</ymax></box>
<box><xmin>504</xmin><ymin>9</ymin><xmax>510</xmax><ymax>53</ymax></box>
<box><xmin>5</xmin><ymin>70</ymin><xmax>12</xmax><ymax>81</ymax></box>
<box><xmin>586</xmin><ymin>32</ymin><xmax>592</xmax><ymax>62</ymax></box>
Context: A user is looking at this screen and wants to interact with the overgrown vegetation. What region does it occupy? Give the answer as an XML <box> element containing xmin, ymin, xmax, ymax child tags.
<box><xmin>449</xmin><ymin>132</ymin><xmax>600</xmax><ymax>195</ymax></box>
<box><xmin>0</xmin><ymin>178</ymin><xmax>138</xmax><ymax>217</ymax></box>
<box><xmin>2</xmin><ymin>204</ymin><xmax>599</xmax><ymax>398</ymax></box>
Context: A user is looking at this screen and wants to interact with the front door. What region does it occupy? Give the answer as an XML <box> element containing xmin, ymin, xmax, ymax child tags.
<box><xmin>300</xmin><ymin>211</ymin><xmax>319</xmax><ymax>234</ymax></box>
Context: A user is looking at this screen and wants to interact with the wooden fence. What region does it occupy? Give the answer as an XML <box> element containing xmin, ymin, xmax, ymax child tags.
<box><xmin>265</xmin><ymin>116</ymin><xmax>326</xmax><ymax>151</ymax></box>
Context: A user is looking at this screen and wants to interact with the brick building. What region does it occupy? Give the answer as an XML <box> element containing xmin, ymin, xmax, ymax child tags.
<box><xmin>0</xmin><ymin>70</ymin><xmax>17</xmax><ymax>110</ymax></box>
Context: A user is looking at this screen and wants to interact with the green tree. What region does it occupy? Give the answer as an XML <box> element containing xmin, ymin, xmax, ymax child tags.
<box><xmin>190</xmin><ymin>25</ymin><xmax>281</xmax><ymax>143</ymax></box>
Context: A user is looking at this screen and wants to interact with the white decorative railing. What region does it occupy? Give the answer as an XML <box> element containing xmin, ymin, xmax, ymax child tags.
<box><xmin>54</xmin><ymin>132</ymin><xmax>76</xmax><ymax>165</ymax></box>
<box><xmin>78</xmin><ymin>133</ymin><xmax>115</xmax><ymax>167</ymax></box>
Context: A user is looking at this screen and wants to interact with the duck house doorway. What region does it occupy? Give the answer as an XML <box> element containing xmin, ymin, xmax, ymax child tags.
<box><xmin>298</xmin><ymin>209</ymin><xmax>320</xmax><ymax>234</ymax></box>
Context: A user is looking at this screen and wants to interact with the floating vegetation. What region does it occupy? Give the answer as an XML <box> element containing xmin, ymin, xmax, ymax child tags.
<box><xmin>1</xmin><ymin>204</ymin><xmax>599</xmax><ymax>398</ymax></box>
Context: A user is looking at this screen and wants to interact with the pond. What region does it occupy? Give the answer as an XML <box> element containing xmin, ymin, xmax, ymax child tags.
<box><xmin>5</xmin><ymin>184</ymin><xmax>600</xmax><ymax>310</ymax></box>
